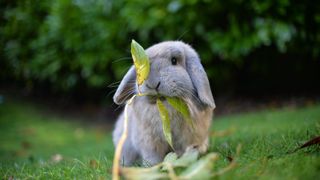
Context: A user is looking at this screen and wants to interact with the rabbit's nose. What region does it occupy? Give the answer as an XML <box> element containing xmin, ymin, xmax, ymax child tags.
<box><xmin>146</xmin><ymin>82</ymin><xmax>161</xmax><ymax>91</ymax></box>
<box><xmin>155</xmin><ymin>82</ymin><xmax>161</xmax><ymax>91</ymax></box>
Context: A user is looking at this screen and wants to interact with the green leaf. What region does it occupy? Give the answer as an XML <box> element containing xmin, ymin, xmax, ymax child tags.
<box><xmin>162</xmin><ymin>152</ymin><xmax>178</xmax><ymax>171</ymax></box>
<box><xmin>166</xmin><ymin>97</ymin><xmax>194</xmax><ymax>130</ymax></box>
<box><xmin>156</xmin><ymin>98</ymin><xmax>174</xmax><ymax>149</ymax></box>
<box><xmin>162</xmin><ymin>148</ymin><xmax>199</xmax><ymax>171</ymax></box>
<box><xmin>163</xmin><ymin>152</ymin><xmax>178</xmax><ymax>164</ymax></box>
<box><xmin>131</xmin><ymin>40</ymin><xmax>150</xmax><ymax>86</ymax></box>
<box><xmin>171</xmin><ymin>148</ymin><xmax>199</xmax><ymax>167</ymax></box>
<box><xmin>121</xmin><ymin>166</ymin><xmax>167</xmax><ymax>180</ymax></box>
<box><xmin>180</xmin><ymin>153</ymin><xmax>219</xmax><ymax>180</ymax></box>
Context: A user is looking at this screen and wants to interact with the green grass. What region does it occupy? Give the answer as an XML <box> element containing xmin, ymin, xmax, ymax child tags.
<box><xmin>0</xmin><ymin>100</ymin><xmax>319</xmax><ymax>179</ymax></box>
<box><xmin>210</xmin><ymin>105</ymin><xmax>320</xmax><ymax>179</ymax></box>
<box><xmin>0</xmin><ymin>101</ymin><xmax>114</xmax><ymax>179</ymax></box>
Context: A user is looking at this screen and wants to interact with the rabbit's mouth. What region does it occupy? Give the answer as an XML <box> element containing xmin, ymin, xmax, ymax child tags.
<box><xmin>146</xmin><ymin>94</ymin><xmax>166</xmax><ymax>104</ymax></box>
<box><xmin>146</xmin><ymin>96</ymin><xmax>157</xmax><ymax>104</ymax></box>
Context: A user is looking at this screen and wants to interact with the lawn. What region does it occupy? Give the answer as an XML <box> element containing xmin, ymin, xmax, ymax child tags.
<box><xmin>0</xmin><ymin>100</ymin><xmax>319</xmax><ymax>179</ymax></box>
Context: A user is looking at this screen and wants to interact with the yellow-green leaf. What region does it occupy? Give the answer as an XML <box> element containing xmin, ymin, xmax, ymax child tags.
<box><xmin>166</xmin><ymin>97</ymin><xmax>194</xmax><ymax>130</ymax></box>
<box><xmin>180</xmin><ymin>153</ymin><xmax>219</xmax><ymax>179</ymax></box>
<box><xmin>171</xmin><ymin>148</ymin><xmax>199</xmax><ymax>167</ymax></box>
<box><xmin>156</xmin><ymin>98</ymin><xmax>174</xmax><ymax>149</ymax></box>
<box><xmin>121</xmin><ymin>166</ymin><xmax>167</xmax><ymax>180</ymax></box>
<box><xmin>163</xmin><ymin>152</ymin><xmax>178</xmax><ymax>164</ymax></box>
<box><xmin>162</xmin><ymin>148</ymin><xmax>199</xmax><ymax>170</ymax></box>
<box><xmin>131</xmin><ymin>40</ymin><xmax>150</xmax><ymax>86</ymax></box>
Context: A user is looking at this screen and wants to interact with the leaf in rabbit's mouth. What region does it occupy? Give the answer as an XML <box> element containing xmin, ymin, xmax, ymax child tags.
<box><xmin>146</xmin><ymin>96</ymin><xmax>157</xmax><ymax>104</ymax></box>
<box><xmin>166</xmin><ymin>97</ymin><xmax>194</xmax><ymax>130</ymax></box>
<box><xmin>131</xmin><ymin>40</ymin><xmax>150</xmax><ymax>94</ymax></box>
<box><xmin>145</xmin><ymin>95</ymin><xmax>164</xmax><ymax>104</ymax></box>
<box><xmin>157</xmin><ymin>98</ymin><xmax>174</xmax><ymax>149</ymax></box>
<box><xmin>155</xmin><ymin>95</ymin><xmax>194</xmax><ymax>148</ymax></box>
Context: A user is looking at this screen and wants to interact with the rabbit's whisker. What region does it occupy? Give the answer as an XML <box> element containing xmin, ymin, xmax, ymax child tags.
<box><xmin>178</xmin><ymin>87</ymin><xmax>202</xmax><ymax>106</ymax></box>
<box><xmin>112</xmin><ymin>57</ymin><xmax>132</xmax><ymax>63</ymax></box>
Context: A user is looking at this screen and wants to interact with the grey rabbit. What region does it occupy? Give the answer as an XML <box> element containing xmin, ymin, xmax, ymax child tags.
<box><xmin>112</xmin><ymin>41</ymin><xmax>216</xmax><ymax>166</ymax></box>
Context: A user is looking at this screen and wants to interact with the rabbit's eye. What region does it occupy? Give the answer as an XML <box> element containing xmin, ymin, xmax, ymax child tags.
<box><xmin>171</xmin><ymin>57</ymin><xmax>177</xmax><ymax>65</ymax></box>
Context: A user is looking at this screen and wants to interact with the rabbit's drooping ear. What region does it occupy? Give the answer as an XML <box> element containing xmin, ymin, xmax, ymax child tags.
<box><xmin>185</xmin><ymin>47</ymin><xmax>216</xmax><ymax>109</ymax></box>
<box><xmin>113</xmin><ymin>66</ymin><xmax>136</xmax><ymax>105</ymax></box>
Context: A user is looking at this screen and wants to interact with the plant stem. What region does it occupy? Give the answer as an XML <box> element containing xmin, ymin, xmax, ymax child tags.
<box><xmin>112</xmin><ymin>95</ymin><xmax>136</xmax><ymax>180</ymax></box>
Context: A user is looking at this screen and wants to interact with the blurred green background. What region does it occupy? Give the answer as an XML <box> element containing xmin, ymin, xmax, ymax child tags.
<box><xmin>1</xmin><ymin>1</ymin><xmax>320</xmax><ymax>178</ymax></box>
<box><xmin>1</xmin><ymin>0</ymin><xmax>320</xmax><ymax>104</ymax></box>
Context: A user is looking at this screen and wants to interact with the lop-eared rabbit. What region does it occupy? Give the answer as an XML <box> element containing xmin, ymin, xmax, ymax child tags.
<box><xmin>113</xmin><ymin>41</ymin><xmax>215</xmax><ymax>166</ymax></box>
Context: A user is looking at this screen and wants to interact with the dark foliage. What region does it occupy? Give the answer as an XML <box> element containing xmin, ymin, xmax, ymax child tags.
<box><xmin>1</xmin><ymin>0</ymin><xmax>320</xmax><ymax>103</ymax></box>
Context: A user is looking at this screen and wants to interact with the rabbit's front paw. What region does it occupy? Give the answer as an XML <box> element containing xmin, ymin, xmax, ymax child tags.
<box><xmin>141</xmin><ymin>149</ymin><xmax>166</xmax><ymax>167</ymax></box>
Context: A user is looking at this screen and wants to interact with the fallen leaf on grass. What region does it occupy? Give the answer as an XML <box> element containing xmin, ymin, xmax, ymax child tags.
<box><xmin>211</xmin><ymin>126</ymin><xmax>236</xmax><ymax>137</ymax></box>
<box><xmin>170</xmin><ymin>148</ymin><xmax>199</xmax><ymax>167</ymax></box>
<box><xmin>299</xmin><ymin>136</ymin><xmax>320</xmax><ymax>149</ymax></box>
<box><xmin>162</xmin><ymin>148</ymin><xmax>199</xmax><ymax>171</ymax></box>
<box><xmin>13</xmin><ymin>150</ymin><xmax>27</xmax><ymax>157</ymax></box>
<box><xmin>180</xmin><ymin>153</ymin><xmax>219</xmax><ymax>180</ymax></box>
<box><xmin>51</xmin><ymin>154</ymin><xmax>63</xmax><ymax>163</ymax></box>
<box><xmin>90</xmin><ymin>159</ymin><xmax>99</xmax><ymax>169</ymax></box>
<box><xmin>291</xmin><ymin>136</ymin><xmax>320</xmax><ymax>153</ymax></box>
<box><xmin>21</xmin><ymin>141</ymin><xmax>31</xmax><ymax>149</ymax></box>
<box><xmin>212</xmin><ymin>144</ymin><xmax>241</xmax><ymax>177</ymax></box>
<box><xmin>226</xmin><ymin>156</ymin><xmax>233</xmax><ymax>162</ymax></box>
<box><xmin>20</xmin><ymin>127</ymin><xmax>36</xmax><ymax>136</ymax></box>
<box><xmin>119</xmin><ymin>144</ymin><xmax>241</xmax><ymax>180</ymax></box>
<box><xmin>120</xmin><ymin>165</ymin><xmax>167</xmax><ymax>180</ymax></box>
<box><xmin>163</xmin><ymin>152</ymin><xmax>178</xmax><ymax>164</ymax></box>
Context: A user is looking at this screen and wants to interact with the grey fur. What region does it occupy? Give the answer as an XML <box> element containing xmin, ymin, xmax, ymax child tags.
<box><xmin>113</xmin><ymin>66</ymin><xmax>136</xmax><ymax>105</ymax></box>
<box><xmin>112</xmin><ymin>41</ymin><xmax>215</xmax><ymax>166</ymax></box>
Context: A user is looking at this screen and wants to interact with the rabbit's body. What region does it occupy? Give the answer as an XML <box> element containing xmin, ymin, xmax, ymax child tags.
<box><xmin>113</xmin><ymin>96</ymin><xmax>212</xmax><ymax>165</ymax></box>
<box><xmin>113</xmin><ymin>41</ymin><xmax>215</xmax><ymax>166</ymax></box>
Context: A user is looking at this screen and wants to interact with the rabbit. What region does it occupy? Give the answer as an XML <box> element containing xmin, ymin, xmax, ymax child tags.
<box><xmin>112</xmin><ymin>41</ymin><xmax>216</xmax><ymax>166</ymax></box>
